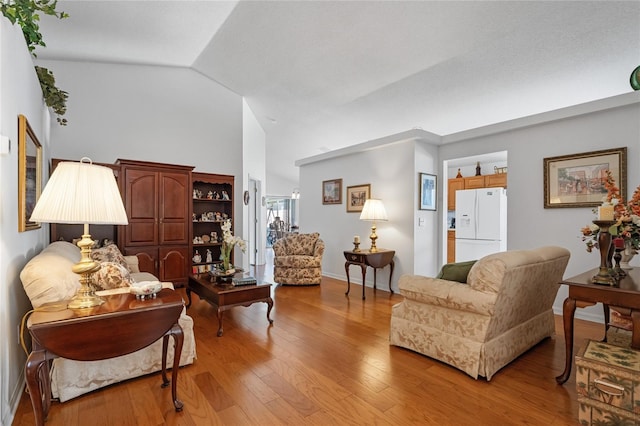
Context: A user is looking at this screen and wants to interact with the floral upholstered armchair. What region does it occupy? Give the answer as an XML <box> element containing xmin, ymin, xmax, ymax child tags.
<box><xmin>390</xmin><ymin>246</ymin><xmax>570</xmax><ymax>380</ymax></box>
<box><xmin>273</xmin><ymin>233</ymin><xmax>324</xmax><ymax>285</ymax></box>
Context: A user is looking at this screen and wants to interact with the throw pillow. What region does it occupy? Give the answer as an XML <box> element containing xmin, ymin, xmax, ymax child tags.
<box><xmin>93</xmin><ymin>262</ymin><xmax>132</xmax><ymax>291</ymax></box>
<box><xmin>91</xmin><ymin>243</ymin><xmax>131</xmax><ymax>272</ymax></box>
<box><xmin>436</xmin><ymin>260</ymin><xmax>477</xmax><ymax>283</ymax></box>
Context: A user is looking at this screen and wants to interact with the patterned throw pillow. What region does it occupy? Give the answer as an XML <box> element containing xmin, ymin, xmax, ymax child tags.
<box><xmin>93</xmin><ymin>262</ymin><xmax>132</xmax><ymax>291</ymax></box>
<box><xmin>91</xmin><ymin>243</ymin><xmax>131</xmax><ymax>272</ymax></box>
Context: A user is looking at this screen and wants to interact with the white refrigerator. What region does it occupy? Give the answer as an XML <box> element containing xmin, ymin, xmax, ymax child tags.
<box><xmin>455</xmin><ymin>188</ymin><xmax>507</xmax><ymax>262</ymax></box>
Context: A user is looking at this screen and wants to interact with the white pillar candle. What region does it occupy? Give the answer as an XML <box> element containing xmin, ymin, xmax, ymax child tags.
<box><xmin>598</xmin><ymin>205</ymin><xmax>614</xmax><ymax>221</ymax></box>
<box><xmin>354</xmin><ymin>235</ymin><xmax>360</xmax><ymax>243</ymax></box>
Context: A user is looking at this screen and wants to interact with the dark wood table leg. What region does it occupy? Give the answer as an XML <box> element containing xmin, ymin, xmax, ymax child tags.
<box><xmin>344</xmin><ymin>262</ymin><xmax>351</xmax><ymax>296</ymax></box>
<box><xmin>171</xmin><ymin>324</ymin><xmax>184</xmax><ymax>411</ymax></box>
<box><xmin>160</xmin><ymin>324</ymin><xmax>184</xmax><ymax>410</ymax></box>
<box><xmin>360</xmin><ymin>264</ymin><xmax>367</xmax><ymax>300</ymax></box>
<box><xmin>25</xmin><ymin>350</ymin><xmax>48</xmax><ymax>426</ymax></box>
<box><xmin>266</xmin><ymin>298</ymin><xmax>274</xmax><ymax>324</ymax></box>
<box><xmin>388</xmin><ymin>260</ymin><xmax>395</xmax><ymax>294</ymax></box>
<box><xmin>556</xmin><ymin>297</ymin><xmax>577</xmax><ymax>384</ymax></box>
<box><xmin>373</xmin><ymin>268</ymin><xmax>377</xmax><ymax>292</ymax></box>
<box><xmin>217</xmin><ymin>308</ymin><xmax>225</xmax><ymax>337</ymax></box>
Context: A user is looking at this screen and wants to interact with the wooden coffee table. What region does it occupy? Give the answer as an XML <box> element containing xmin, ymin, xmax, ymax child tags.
<box><xmin>186</xmin><ymin>273</ymin><xmax>273</xmax><ymax>336</ymax></box>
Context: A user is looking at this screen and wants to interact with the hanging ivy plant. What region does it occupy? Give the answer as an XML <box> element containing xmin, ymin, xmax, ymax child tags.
<box><xmin>1</xmin><ymin>0</ymin><xmax>69</xmax><ymax>125</ymax></box>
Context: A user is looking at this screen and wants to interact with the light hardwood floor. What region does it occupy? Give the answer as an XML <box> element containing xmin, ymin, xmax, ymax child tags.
<box><xmin>13</xmin><ymin>262</ymin><xmax>604</xmax><ymax>425</ymax></box>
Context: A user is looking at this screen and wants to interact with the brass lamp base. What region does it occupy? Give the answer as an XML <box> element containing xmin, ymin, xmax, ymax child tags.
<box><xmin>69</xmin><ymin>230</ymin><xmax>103</xmax><ymax>309</ymax></box>
<box><xmin>369</xmin><ymin>224</ymin><xmax>378</xmax><ymax>253</ymax></box>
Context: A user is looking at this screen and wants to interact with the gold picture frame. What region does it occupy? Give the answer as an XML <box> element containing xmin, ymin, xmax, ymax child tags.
<box><xmin>543</xmin><ymin>147</ymin><xmax>627</xmax><ymax>208</ymax></box>
<box><xmin>346</xmin><ymin>184</ymin><xmax>371</xmax><ymax>213</ymax></box>
<box><xmin>322</xmin><ymin>178</ymin><xmax>342</xmax><ymax>204</ymax></box>
<box><xmin>18</xmin><ymin>114</ymin><xmax>42</xmax><ymax>231</ymax></box>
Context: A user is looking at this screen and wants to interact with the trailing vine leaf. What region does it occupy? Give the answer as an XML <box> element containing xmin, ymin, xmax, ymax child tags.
<box><xmin>1</xmin><ymin>0</ymin><xmax>69</xmax><ymax>125</ymax></box>
<box><xmin>35</xmin><ymin>65</ymin><xmax>67</xmax><ymax>125</ymax></box>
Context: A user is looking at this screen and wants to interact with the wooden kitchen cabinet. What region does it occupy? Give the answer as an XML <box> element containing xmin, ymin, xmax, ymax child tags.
<box><xmin>485</xmin><ymin>173</ymin><xmax>507</xmax><ymax>188</ymax></box>
<box><xmin>448</xmin><ymin>173</ymin><xmax>507</xmax><ymax>210</ymax></box>
<box><xmin>117</xmin><ymin>159</ymin><xmax>194</xmax><ymax>286</ymax></box>
<box><xmin>447</xmin><ymin>230</ymin><xmax>456</xmax><ymax>263</ymax></box>
<box><xmin>447</xmin><ymin>178</ymin><xmax>465</xmax><ymax>210</ymax></box>
<box><xmin>463</xmin><ymin>175</ymin><xmax>486</xmax><ymax>189</ymax></box>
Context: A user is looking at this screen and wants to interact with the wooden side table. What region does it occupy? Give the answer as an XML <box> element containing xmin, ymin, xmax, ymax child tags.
<box><xmin>344</xmin><ymin>249</ymin><xmax>395</xmax><ymax>300</ymax></box>
<box><xmin>555</xmin><ymin>267</ymin><xmax>640</xmax><ymax>384</ymax></box>
<box><xmin>25</xmin><ymin>289</ymin><xmax>185</xmax><ymax>425</ymax></box>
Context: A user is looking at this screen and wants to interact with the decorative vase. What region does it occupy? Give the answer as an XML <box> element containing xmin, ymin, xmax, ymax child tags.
<box><xmin>620</xmin><ymin>241</ymin><xmax>637</xmax><ymax>270</ymax></box>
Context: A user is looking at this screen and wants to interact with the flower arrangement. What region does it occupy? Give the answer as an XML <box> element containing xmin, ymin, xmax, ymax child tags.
<box><xmin>581</xmin><ymin>170</ymin><xmax>640</xmax><ymax>253</ymax></box>
<box><xmin>219</xmin><ymin>220</ymin><xmax>246</xmax><ymax>273</ymax></box>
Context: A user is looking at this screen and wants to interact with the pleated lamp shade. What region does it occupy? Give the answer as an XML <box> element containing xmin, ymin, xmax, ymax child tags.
<box><xmin>359</xmin><ymin>199</ymin><xmax>388</xmax><ymax>222</ymax></box>
<box><xmin>30</xmin><ymin>159</ymin><xmax>128</xmax><ymax>225</ymax></box>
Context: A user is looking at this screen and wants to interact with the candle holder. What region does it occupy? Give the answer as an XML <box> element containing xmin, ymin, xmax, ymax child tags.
<box><xmin>353</xmin><ymin>241</ymin><xmax>360</xmax><ymax>252</ymax></box>
<box><xmin>591</xmin><ymin>220</ymin><xmax>616</xmax><ymax>285</ymax></box>
<box><xmin>613</xmin><ymin>247</ymin><xmax>627</xmax><ymax>278</ymax></box>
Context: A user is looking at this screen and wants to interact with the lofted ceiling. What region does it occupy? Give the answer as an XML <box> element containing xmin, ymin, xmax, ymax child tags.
<box><xmin>35</xmin><ymin>1</ymin><xmax>640</xmax><ymax>185</ymax></box>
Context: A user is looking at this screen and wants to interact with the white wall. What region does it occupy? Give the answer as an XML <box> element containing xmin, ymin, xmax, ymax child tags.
<box><xmin>299</xmin><ymin>139</ymin><xmax>434</xmax><ymax>292</ymax></box>
<box><xmin>242</xmin><ymin>99</ymin><xmax>267</xmax><ymax>266</ymax></box>
<box><xmin>439</xmin><ymin>95</ymin><xmax>640</xmax><ymax>322</ymax></box>
<box><xmin>35</xmin><ymin>59</ymin><xmax>245</xmax><ymax>236</ymax></box>
<box><xmin>414</xmin><ymin>141</ymin><xmax>440</xmax><ymax>276</ymax></box>
<box><xmin>0</xmin><ymin>18</ymin><xmax>50</xmax><ymax>425</ymax></box>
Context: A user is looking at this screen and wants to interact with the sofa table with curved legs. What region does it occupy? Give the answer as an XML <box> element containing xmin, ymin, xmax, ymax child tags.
<box><xmin>25</xmin><ymin>289</ymin><xmax>184</xmax><ymax>425</ymax></box>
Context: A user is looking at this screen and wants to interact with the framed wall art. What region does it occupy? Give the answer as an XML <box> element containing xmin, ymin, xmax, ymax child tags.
<box><xmin>419</xmin><ymin>173</ymin><xmax>437</xmax><ymax>211</ymax></box>
<box><xmin>18</xmin><ymin>114</ymin><xmax>42</xmax><ymax>231</ymax></box>
<box><xmin>346</xmin><ymin>184</ymin><xmax>370</xmax><ymax>213</ymax></box>
<box><xmin>543</xmin><ymin>147</ymin><xmax>627</xmax><ymax>208</ymax></box>
<box><xmin>322</xmin><ymin>178</ymin><xmax>342</xmax><ymax>205</ymax></box>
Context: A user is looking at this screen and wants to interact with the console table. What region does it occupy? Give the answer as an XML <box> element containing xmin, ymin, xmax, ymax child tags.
<box><xmin>26</xmin><ymin>289</ymin><xmax>185</xmax><ymax>425</ymax></box>
<box><xmin>556</xmin><ymin>267</ymin><xmax>640</xmax><ymax>384</ymax></box>
<box><xmin>344</xmin><ymin>249</ymin><xmax>395</xmax><ymax>300</ymax></box>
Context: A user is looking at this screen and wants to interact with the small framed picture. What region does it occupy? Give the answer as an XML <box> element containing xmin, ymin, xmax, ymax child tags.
<box><xmin>346</xmin><ymin>184</ymin><xmax>371</xmax><ymax>213</ymax></box>
<box><xmin>322</xmin><ymin>179</ymin><xmax>342</xmax><ymax>204</ymax></box>
<box><xmin>419</xmin><ymin>173</ymin><xmax>437</xmax><ymax>211</ymax></box>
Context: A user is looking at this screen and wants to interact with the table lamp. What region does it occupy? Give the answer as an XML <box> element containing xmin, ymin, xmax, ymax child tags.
<box><xmin>360</xmin><ymin>199</ymin><xmax>388</xmax><ymax>253</ymax></box>
<box><xmin>29</xmin><ymin>158</ymin><xmax>128</xmax><ymax>309</ymax></box>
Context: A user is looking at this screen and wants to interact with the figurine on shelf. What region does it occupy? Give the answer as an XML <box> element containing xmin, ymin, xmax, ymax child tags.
<box><xmin>193</xmin><ymin>189</ymin><xmax>198</xmax><ymax>199</ymax></box>
<box><xmin>211</xmin><ymin>231</ymin><xmax>218</xmax><ymax>242</ymax></box>
<box><xmin>206</xmin><ymin>249</ymin><xmax>213</xmax><ymax>263</ymax></box>
<box><xmin>222</xmin><ymin>190</ymin><xmax>230</xmax><ymax>200</ymax></box>
<box><xmin>222</xmin><ymin>213</ymin><xmax>229</xmax><ymax>219</ymax></box>
<box><xmin>213</xmin><ymin>191</ymin><xmax>220</xmax><ymax>200</ymax></box>
<box><xmin>192</xmin><ymin>250</ymin><xmax>202</xmax><ymax>264</ymax></box>
<box><xmin>201</xmin><ymin>213</ymin><xmax>208</xmax><ymax>222</ymax></box>
<box><xmin>456</xmin><ymin>168</ymin><xmax>463</xmax><ymax>178</ymax></box>
<box><xmin>192</xmin><ymin>212</ymin><xmax>197</xmax><ymax>222</ymax></box>
<box><xmin>207</xmin><ymin>190</ymin><xmax>214</xmax><ymax>199</ymax></box>
<box><xmin>215</xmin><ymin>212</ymin><xmax>222</xmax><ymax>221</ymax></box>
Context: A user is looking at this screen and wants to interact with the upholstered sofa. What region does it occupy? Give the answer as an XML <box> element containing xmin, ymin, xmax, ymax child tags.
<box><xmin>273</xmin><ymin>233</ymin><xmax>324</xmax><ymax>285</ymax></box>
<box><xmin>20</xmin><ymin>241</ymin><xmax>197</xmax><ymax>402</ymax></box>
<box><xmin>389</xmin><ymin>246</ymin><xmax>570</xmax><ymax>380</ymax></box>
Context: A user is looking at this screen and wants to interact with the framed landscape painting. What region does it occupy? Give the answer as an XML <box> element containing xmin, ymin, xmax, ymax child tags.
<box><xmin>543</xmin><ymin>147</ymin><xmax>627</xmax><ymax>208</ymax></box>
<box><xmin>419</xmin><ymin>173</ymin><xmax>436</xmax><ymax>210</ymax></box>
<box><xmin>322</xmin><ymin>179</ymin><xmax>342</xmax><ymax>204</ymax></box>
<box><xmin>346</xmin><ymin>184</ymin><xmax>370</xmax><ymax>213</ymax></box>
